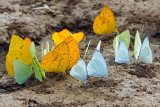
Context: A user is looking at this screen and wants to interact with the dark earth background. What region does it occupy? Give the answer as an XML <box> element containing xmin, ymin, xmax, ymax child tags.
<box><xmin>0</xmin><ymin>0</ymin><xmax>160</xmax><ymax>106</ymax></box>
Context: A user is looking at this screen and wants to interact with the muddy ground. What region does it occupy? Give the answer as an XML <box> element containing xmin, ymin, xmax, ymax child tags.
<box><xmin>0</xmin><ymin>0</ymin><xmax>160</xmax><ymax>107</ymax></box>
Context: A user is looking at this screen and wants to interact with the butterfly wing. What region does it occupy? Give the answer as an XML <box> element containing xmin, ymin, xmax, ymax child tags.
<box><xmin>24</xmin><ymin>37</ymin><xmax>32</xmax><ymax>47</ymax></box>
<box><xmin>41</xmin><ymin>41</ymin><xmax>69</xmax><ymax>72</ymax></box>
<box><xmin>133</xmin><ymin>31</ymin><xmax>141</xmax><ymax>60</ymax></box>
<box><xmin>87</xmin><ymin>50</ymin><xmax>108</xmax><ymax>77</ymax></box>
<box><xmin>96</xmin><ymin>40</ymin><xmax>101</xmax><ymax>51</ymax></box>
<box><xmin>114</xmin><ymin>36</ymin><xmax>119</xmax><ymax>56</ymax></box>
<box><xmin>52</xmin><ymin>29</ymin><xmax>72</xmax><ymax>45</ymax></box>
<box><xmin>6</xmin><ymin>35</ymin><xmax>32</xmax><ymax>76</ymax></box>
<box><xmin>32</xmin><ymin>59</ymin><xmax>42</xmax><ymax>82</ymax></box>
<box><xmin>13</xmin><ymin>60</ymin><xmax>33</xmax><ymax>84</ymax></box>
<box><xmin>70</xmin><ymin>58</ymin><xmax>88</xmax><ymax>82</ymax></box>
<box><xmin>6</xmin><ymin>50</ymin><xmax>32</xmax><ymax>76</ymax></box>
<box><xmin>138</xmin><ymin>37</ymin><xmax>152</xmax><ymax>63</ymax></box>
<box><xmin>115</xmin><ymin>42</ymin><xmax>130</xmax><ymax>63</ymax></box>
<box><xmin>72</xmin><ymin>32</ymin><xmax>84</xmax><ymax>43</ymax></box>
<box><xmin>113</xmin><ymin>30</ymin><xmax>130</xmax><ymax>50</ymax></box>
<box><xmin>65</xmin><ymin>36</ymin><xmax>80</xmax><ymax>69</ymax></box>
<box><xmin>93</xmin><ymin>6</ymin><xmax>117</xmax><ymax>35</ymax></box>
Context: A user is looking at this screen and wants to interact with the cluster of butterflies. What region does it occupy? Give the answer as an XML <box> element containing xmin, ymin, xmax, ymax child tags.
<box><xmin>113</xmin><ymin>30</ymin><xmax>153</xmax><ymax>63</ymax></box>
<box><xmin>70</xmin><ymin>40</ymin><xmax>109</xmax><ymax>82</ymax></box>
<box><xmin>6</xmin><ymin>29</ymin><xmax>84</xmax><ymax>84</ymax></box>
<box><xmin>5</xmin><ymin>6</ymin><xmax>153</xmax><ymax>84</ymax></box>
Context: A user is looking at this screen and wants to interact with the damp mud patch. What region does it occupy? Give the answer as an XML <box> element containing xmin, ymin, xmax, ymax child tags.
<box><xmin>80</xmin><ymin>78</ymin><xmax>118</xmax><ymax>89</ymax></box>
<box><xmin>128</xmin><ymin>64</ymin><xmax>157</xmax><ymax>78</ymax></box>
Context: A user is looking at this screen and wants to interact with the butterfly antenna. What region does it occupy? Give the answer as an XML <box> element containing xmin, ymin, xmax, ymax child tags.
<box><xmin>83</xmin><ymin>40</ymin><xmax>91</xmax><ymax>60</ymax></box>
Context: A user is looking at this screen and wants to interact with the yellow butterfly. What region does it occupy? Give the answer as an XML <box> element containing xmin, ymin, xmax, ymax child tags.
<box><xmin>41</xmin><ymin>36</ymin><xmax>79</xmax><ymax>72</ymax></box>
<box><xmin>6</xmin><ymin>35</ymin><xmax>32</xmax><ymax>76</ymax></box>
<box><xmin>52</xmin><ymin>29</ymin><xmax>84</xmax><ymax>45</ymax></box>
<box><xmin>93</xmin><ymin>6</ymin><xmax>117</xmax><ymax>35</ymax></box>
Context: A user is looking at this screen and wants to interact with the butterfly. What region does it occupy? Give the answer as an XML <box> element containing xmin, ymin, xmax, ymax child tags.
<box><xmin>70</xmin><ymin>58</ymin><xmax>88</xmax><ymax>82</ymax></box>
<box><xmin>113</xmin><ymin>30</ymin><xmax>130</xmax><ymax>63</ymax></box>
<box><xmin>114</xmin><ymin>30</ymin><xmax>153</xmax><ymax>63</ymax></box>
<box><xmin>113</xmin><ymin>30</ymin><xmax>130</xmax><ymax>50</ymax></box>
<box><xmin>52</xmin><ymin>29</ymin><xmax>84</xmax><ymax>46</ymax></box>
<box><xmin>41</xmin><ymin>36</ymin><xmax>80</xmax><ymax>72</ymax></box>
<box><xmin>6</xmin><ymin>35</ymin><xmax>45</xmax><ymax>84</ymax></box>
<box><xmin>70</xmin><ymin>40</ymin><xmax>109</xmax><ymax>82</ymax></box>
<box><xmin>6</xmin><ymin>35</ymin><xmax>33</xmax><ymax>76</ymax></box>
<box><xmin>115</xmin><ymin>40</ymin><xmax>130</xmax><ymax>63</ymax></box>
<box><xmin>133</xmin><ymin>31</ymin><xmax>153</xmax><ymax>63</ymax></box>
<box><xmin>93</xmin><ymin>6</ymin><xmax>117</xmax><ymax>35</ymax></box>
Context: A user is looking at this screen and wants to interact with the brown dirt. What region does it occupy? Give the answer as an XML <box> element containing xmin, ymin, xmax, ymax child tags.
<box><xmin>0</xmin><ymin>0</ymin><xmax>160</xmax><ymax>107</ymax></box>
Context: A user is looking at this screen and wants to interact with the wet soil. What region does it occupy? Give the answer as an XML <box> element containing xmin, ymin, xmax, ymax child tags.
<box><xmin>0</xmin><ymin>0</ymin><xmax>160</xmax><ymax>106</ymax></box>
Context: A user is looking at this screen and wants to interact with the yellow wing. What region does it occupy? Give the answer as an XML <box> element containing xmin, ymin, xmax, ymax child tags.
<box><xmin>93</xmin><ymin>6</ymin><xmax>117</xmax><ymax>35</ymax></box>
<box><xmin>6</xmin><ymin>35</ymin><xmax>32</xmax><ymax>76</ymax></box>
<box><xmin>41</xmin><ymin>41</ymin><xmax>70</xmax><ymax>72</ymax></box>
<box><xmin>52</xmin><ymin>29</ymin><xmax>72</xmax><ymax>45</ymax></box>
<box><xmin>72</xmin><ymin>32</ymin><xmax>84</xmax><ymax>43</ymax></box>
<box><xmin>6</xmin><ymin>50</ymin><xmax>32</xmax><ymax>76</ymax></box>
<box><xmin>64</xmin><ymin>36</ymin><xmax>80</xmax><ymax>69</ymax></box>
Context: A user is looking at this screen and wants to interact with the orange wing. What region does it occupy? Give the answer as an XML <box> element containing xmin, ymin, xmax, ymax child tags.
<box><xmin>24</xmin><ymin>37</ymin><xmax>32</xmax><ymax>47</ymax></box>
<box><xmin>64</xmin><ymin>36</ymin><xmax>80</xmax><ymax>69</ymax></box>
<box><xmin>72</xmin><ymin>32</ymin><xmax>84</xmax><ymax>43</ymax></box>
<box><xmin>41</xmin><ymin>41</ymin><xmax>69</xmax><ymax>72</ymax></box>
<box><xmin>52</xmin><ymin>29</ymin><xmax>72</xmax><ymax>45</ymax></box>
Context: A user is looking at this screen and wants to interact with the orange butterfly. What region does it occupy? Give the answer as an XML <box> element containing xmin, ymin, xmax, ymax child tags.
<box><xmin>41</xmin><ymin>36</ymin><xmax>79</xmax><ymax>72</ymax></box>
<box><xmin>93</xmin><ymin>6</ymin><xmax>117</xmax><ymax>35</ymax></box>
<box><xmin>52</xmin><ymin>29</ymin><xmax>84</xmax><ymax>45</ymax></box>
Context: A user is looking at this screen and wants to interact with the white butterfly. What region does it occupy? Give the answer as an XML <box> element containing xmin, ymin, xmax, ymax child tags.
<box><xmin>70</xmin><ymin>40</ymin><xmax>109</xmax><ymax>82</ymax></box>
<box><xmin>133</xmin><ymin>31</ymin><xmax>152</xmax><ymax>63</ymax></box>
<box><xmin>115</xmin><ymin>40</ymin><xmax>130</xmax><ymax>63</ymax></box>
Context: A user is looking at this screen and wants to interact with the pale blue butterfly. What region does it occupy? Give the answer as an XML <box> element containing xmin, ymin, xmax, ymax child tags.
<box><xmin>115</xmin><ymin>41</ymin><xmax>130</xmax><ymax>63</ymax></box>
<box><xmin>87</xmin><ymin>40</ymin><xmax>109</xmax><ymax>77</ymax></box>
<box><xmin>70</xmin><ymin>58</ymin><xmax>88</xmax><ymax>82</ymax></box>
<box><xmin>138</xmin><ymin>37</ymin><xmax>152</xmax><ymax>63</ymax></box>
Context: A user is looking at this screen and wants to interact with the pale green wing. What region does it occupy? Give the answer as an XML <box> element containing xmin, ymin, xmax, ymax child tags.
<box><xmin>13</xmin><ymin>60</ymin><xmax>33</xmax><ymax>84</ymax></box>
<box><xmin>35</xmin><ymin>56</ymin><xmax>46</xmax><ymax>79</ymax></box>
<box><xmin>113</xmin><ymin>30</ymin><xmax>130</xmax><ymax>50</ymax></box>
<box><xmin>114</xmin><ymin>36</ymin><xmax>119</xmax><ymax>56</ymax></box>
<box><xmin>32</xmin><ymin>59</ymin><xmax>42</xmax><ymax>82</ymax></box>
<box><xmin>29</xmin><ymin>42</ymin><xmax>36</xmax><ymax>58</ymax></box>
<box><xmin>133</xmin><ymin>31</ymin><xmax>141</xmax><ymax>60</ymax></box>
<box><xmin>44</xmin><ymin>49</ymin><xmax>47</xmax><ymax>57</ymax></box>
